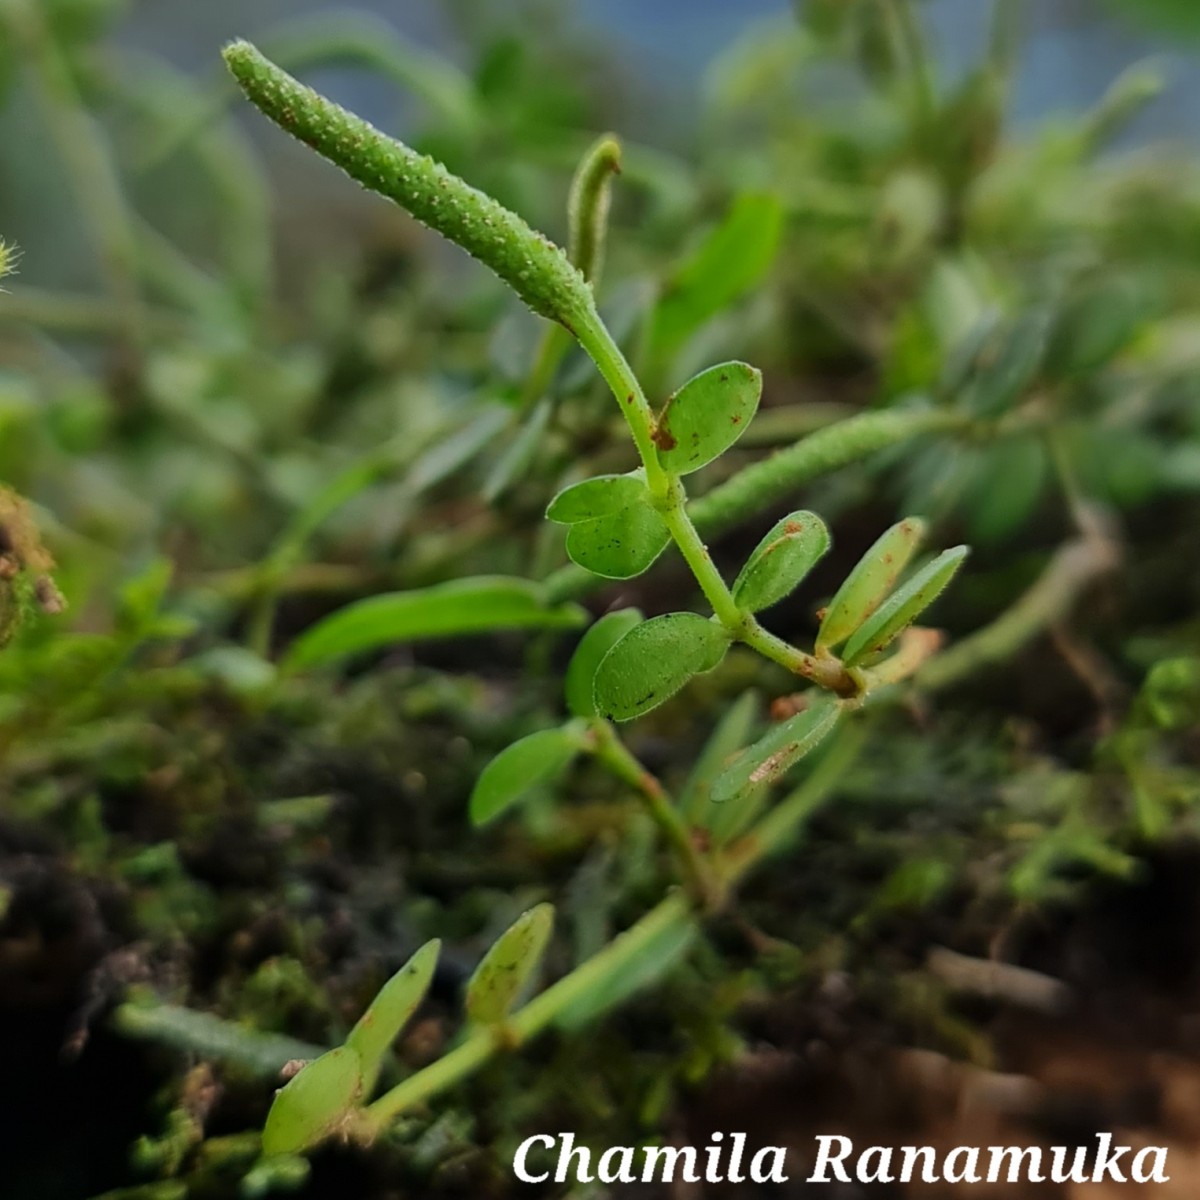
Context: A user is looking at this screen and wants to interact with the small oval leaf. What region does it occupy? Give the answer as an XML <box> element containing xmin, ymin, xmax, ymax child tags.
<box><xmin>465</xmin><ymin>903</ymin><xmax>555</xmax><ymax>1025</ymax></box>
<box><xmin>546</xmin><ymin>473</ymin><xmax>648</xmax><ymax>523</ymax></box>
<box><xmin>655</xmin><ymin>361</ymin><xmax>762</xmax><ymax>475</ymax></box>
<box><xmin>548</xmin><ymin>473</ymin><xmax>670</xmax><ymax>579</ymax></box>
<box><xmin>732</xmin><ymin>510</ymin><xmax>831</xmax><ymax>613</ymax></box>
<box><xmin>842</xmin><ymin>546</ymin><xmax>969</xmax><ymax>666</ymax></box>
<box><xmin>565</xmin><ymin>609</ymin><xmax>643</xmax><ymax>718</ymax></box>
<box><xmin>711</xmin><ymin>697</ymin><xmax>841</xmax><ymax>804</ymax></box>
<box><xmin>564</xmin><ymin>507</ymin><xmax>670</xmax><ymax>579</ymax></box>
<box><xmin>593</xmin><ymin>613</ymin><xmax>731</xmax><ymax>722</ymax></box>
<box><xmin>345</xmin><ymin>939</ymin><xmax>441</xmax><ymax>1094</ymax></box>
<box><xmin>262</xmin><ymin>1046</ymin><xmax>363</xmax><ymax>1157</ymax></box>
<box><xmin>816</xmin><ymin>518</ymin><xmax>925</xmax><ymax>652</ymax></box>
<box><xmin>470</xmin><ymin>728</ymin><xmax>581</xmax><ymax>826</ymax></box>
<box><xmin>286</xmin><ymin>577</ymin><xmax>586</xmax><ymax>670</ymax></box>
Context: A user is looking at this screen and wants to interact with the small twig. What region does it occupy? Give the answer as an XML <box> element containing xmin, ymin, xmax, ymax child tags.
<box><xmin>589</xmin><ymin>720</ymin><xmax>719</xmax><ymax>909</ymax></box>
<box><xmin>1049</xmin><ymin>622</ymin><xmax>1127</xmax><ymax>733</ymax></box>
<box><xmin>926</xmin><ymin>946</ymin><xmax>1073</xmax><ymax>1015</ymax></box>
<box><xmin>917</xmin><ymin>504</ymin><xmax>1121</xmax><ymax>693</ymax></box>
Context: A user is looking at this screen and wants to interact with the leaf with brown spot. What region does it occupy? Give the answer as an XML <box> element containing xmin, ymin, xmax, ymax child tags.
<box><xmin>710</xmin><ymin>697</ymin><xmax>841</xmax><ymax>804</ymax></box>
<box><xmin>345</xmin><ymin>939</ymin><xmax>441</xmax><ymax>1094</ymax></box>
<box><xmin>655</xmin><ymin>361</ymin><xmax>761</xmax><ymax>475</ymax></box>
<box><xmin>732</xmin><ymin>510</ymin><xmax>830</xmax><ymax>614</ymax></box>
<box><xmin>465</xmin><ymin>904</ymin><xmax>555</xmax><ymax>1026</ymax></box>
<box><xmin>816</xmin><ymin>518</ymin><xmax>926</xmax><ymax>652</ymax></box>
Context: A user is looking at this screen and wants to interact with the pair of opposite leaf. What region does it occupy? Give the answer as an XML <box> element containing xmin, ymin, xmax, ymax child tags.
<box><xmin>546</xmin><ymin>362</ymin><xmax>761</xmax><ymax>580</ymax></box>
<box><xmin>471</xmin><ymin>518</ymin><xmax>966</xmax><ymax>826</ymax></box>
<box><xmin>264</xmin><ymin>907</ymin><xmax>553</xmax><ymax>1156</ymax></box>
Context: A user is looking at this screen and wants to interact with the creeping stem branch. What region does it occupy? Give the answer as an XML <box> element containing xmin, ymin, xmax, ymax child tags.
<box><xmin>117</xmin><ymin>713</ymin><xmax>866</xmax><ymax>1141</ymax></box>
<box><xmin>349</xmin><ymin>712</ymin><xmax>864</xmax><ymax>1139</ymax></box>
<box><xmin>356</xmin><ymin>891</ymin><xmax>694</xmax><ymax>1138</ymax></box>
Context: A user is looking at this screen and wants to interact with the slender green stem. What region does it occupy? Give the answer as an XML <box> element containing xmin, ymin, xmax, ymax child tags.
<box><xmin>589</xmin><ymin>719</ymin><xmax>717</xmax><ymax>907</ymax></box>
<box><xmin>658</xmin><ymin>493</ymin><xmax>743</xmax><ymax>627</ymax></box>
<box><xmin>355</xmin><ymin>1022</ymin><xmax>497</xmax><ymax>1136</ymax></box>
<box><xmin>571</xmin><ymin>303</ymin><xmax>667</xmax><ymax>490</ymax></box>
<box><xmin>663</xmin><ymin>498</ymin><xmax>854</xmax><ymax>692</ymax></box>
<box><xmin>353</xmin><ymin>722</ymin><xmax>865</xmax><ymax>1137</ymax></box>
<box><xmin>116</xmin><ymin>722</ymin><xmax>864</xmax><ymax>1141</ymax></box>
<box><xmin>112</xmin><ymin>997</ymin><xmax>323</xmax><ymax>1080</ymax></box>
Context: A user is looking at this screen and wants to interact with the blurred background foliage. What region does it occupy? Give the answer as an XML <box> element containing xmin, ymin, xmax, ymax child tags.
<box><xmin>1</xmin><ymin>1</ymin><xmax>1199</xmax><ymax>1197</ymax></box>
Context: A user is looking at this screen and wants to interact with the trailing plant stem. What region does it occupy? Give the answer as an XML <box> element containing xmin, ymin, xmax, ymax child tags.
<box><xmin>356</xmin><ymin>891</ymin><xmax>694</xmax><ymax>1139</ymax></box>
<box><xmin>658</xmin><ymin>493</ymin><xmax>741</xmax><ymax>626</ymax></box>
<box><xmin>116</xmin><ymin>711</ymin><xmax>864</xmax><ymax>1144</ymax></box>
<box><xmin>589</xmin><ymin>719</ymin><xmax>718</xmax><ymax>907</ymax></box>
<box><xmin>349</xmin><ymin>720</ymin><xmax>864</xmax><ymax>1138</ymax></box>
<box><xmin>571</xmin><ymin>303</ymin><xmax>666</xmax><ymax>490</ymax></box>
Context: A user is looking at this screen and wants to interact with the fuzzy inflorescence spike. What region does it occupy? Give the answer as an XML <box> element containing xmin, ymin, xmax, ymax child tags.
<box><xmin>222</xmin><ymin>40</ymin><xmax>594</xmax><ymax>327</ymax></box>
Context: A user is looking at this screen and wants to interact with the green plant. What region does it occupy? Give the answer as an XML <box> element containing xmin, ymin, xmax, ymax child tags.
<box><xmin>219</xmin><ymin>40</ymin><xmax>972</xmax><ymax>1160</ymax></box>
<box><xmin>1</xmin><ymin>5</ymin><xmax>1198</xmax><ymax>1197</ymax></box>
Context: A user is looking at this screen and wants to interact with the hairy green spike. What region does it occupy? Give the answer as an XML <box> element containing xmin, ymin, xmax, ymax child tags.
<box><xmin>0</xmin><ymin>238</ymin><xmax>18</xmax><ymax>286</ymax></box>
<box><xmin>568</xmin><ymin>133</ymin><xmax>621</xmax><ymax>283</ymax></box>
<box><xmin>222</xmin><ymin>40</ymin><xmax>594</xmax><ymax>327</ymax></box>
